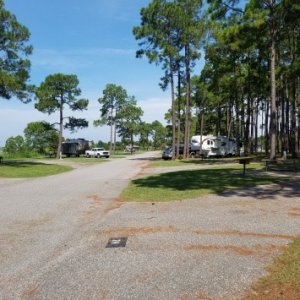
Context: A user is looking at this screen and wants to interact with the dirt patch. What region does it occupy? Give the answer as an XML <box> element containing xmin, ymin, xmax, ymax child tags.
<box><xmin>181</xmin><ymin>291</ymin><xmax>215</xmax><ymax>300</ymax></box>
<box><xmin>22</xmin><ymin>284</ymin><xmax>39</xmax><ymax>299</ymax></box>
<box><xmin>98</xmin><ymin>225</ymin><xmax>177</xmax><ymax>236</ymax></box>
<box><xmin>185</xmin><ymin>244</ymin><xmax>287</xmax><ymax>257</ymax></box>
<box><xmin>87</xmin><ymin>194</ymin><xmax>102</xmax><ymax>203</ymax></box>
<box><xmin>193</xmin><ymin>229</ymin><xmax>294</xmax><ymax>240</ymax></box>
<box><xmin>288</xmin><ymin>208</ymin><xmax>300</xmax><ymax>217</ymax></box>
<box><xmin>82</xmin><ymin>195</ymin><xmax>104</xmax><ymax>219</ymax></box>
<box><xmin>134</xmin><ymin>161</ymin><xmax>150</xmax><ymax>179</ymax></box>
<box><xmin>245</xmin><ymin>284</ymin><xmax>300</xmax><ymax>300</ymax></box>
<box><xmin>12</xmin><ymin>217</ymin><xmax>50</xmax><ymax>232</ymax></box>
<box><xmin>103</xmin><ymin>200</ymin><xmax>124</xmax><ymax>214</ymax></box>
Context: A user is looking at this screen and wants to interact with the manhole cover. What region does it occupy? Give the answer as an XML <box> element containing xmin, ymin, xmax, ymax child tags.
<box><xmin>106</xmin><ymin>237</ymin><xmax>128</xmax><ymax>248</ymax></box>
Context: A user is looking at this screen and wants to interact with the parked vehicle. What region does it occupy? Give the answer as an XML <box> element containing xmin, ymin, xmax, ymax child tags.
<box><xmin>124</xmin><ymin>145</ymin><xmax>139</xmax><ymax>153</ymax></box>
<box><xmin>190</xmin><ymin>135</ymin><xmax>237</xmax><ymax>158</ymax></box>
<box><xmin>162</xmin><ymin>145</ymin><xmax>193</xmax><ymax>160</ymax></box>
<box><xmin>62</xmin><ymin>138</ymin><xmax>90</xmax><ymax>157</ymax></box>
<box><xmin>162</xmin><ymin>147</ymin><xmax>173</xmax><ymax>160</ymax></box>
<box><xmin>85</xmin><ymin>148</ymin><xmax>110</xmax><ymax>158</ymax></box>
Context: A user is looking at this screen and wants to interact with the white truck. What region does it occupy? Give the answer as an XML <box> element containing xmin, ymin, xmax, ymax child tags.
<box><xmin>190</xmin><ymin>135</ymin><xmax>237</xmax><ymax>158</ymax></box>
<box><xmin>85</xmin><ymin>148</ymin><xmax>110</xmax><ymax>158</ymax></box>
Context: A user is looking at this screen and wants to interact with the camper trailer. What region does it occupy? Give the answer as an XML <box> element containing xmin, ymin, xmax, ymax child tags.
<box><xmin>62</xmin><ymin>138</ymin><xmax>90</xmax><ymax>157</ymax></box>
<box><xmin>190</xmin><ymin>135</ymin><xmax>237</xmax><ymax>158</ymax></box>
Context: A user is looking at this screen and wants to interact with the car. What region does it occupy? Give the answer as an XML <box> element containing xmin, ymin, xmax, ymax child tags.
<box><xmin>85</xmin><ymin>148</ymin><xmax>110</xmax><ymax>158</ymax></box>
<box><xmin>162</xmin><ymin>145</ymin><xmax>195</xmax><ymax>160</ymax></box>
<box><xmin>162</xmin><ymin>145</ymin><xmax>185</xmax><ymax>160</ymax></box>
<box><xmin>162</xmin><ymin>147</ymin><xmax>173</xmax><ymax>160</ymax></box>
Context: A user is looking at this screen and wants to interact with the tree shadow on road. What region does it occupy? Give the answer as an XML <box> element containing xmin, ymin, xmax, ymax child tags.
<box><xmin>220</xmin><ymin>178</ymin><xmax>300</xmax><ymax>200</ymax></box>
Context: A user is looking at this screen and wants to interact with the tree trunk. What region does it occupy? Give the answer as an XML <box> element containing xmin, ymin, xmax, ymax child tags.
<box><xmin>265</xmin><ymin>100</ymin><xmax>270</xmax><ymax>156</ymax></box>
<box><xmin>280</xmin><ymin>81</ymin><xmax>285</xmax><ymax>154</ymax></box>
<box><xmin>285</xmin><ymin>79</ymin><xmax>290</xmax><ymax>154</ymax></box>
<box><xmin>113</xmin><ymin>118</ymin><xmax>116</xmax><ymax>154</ymax></box>
<box><xmin>295</xmin><ymin>78</ymin><xmax>300</xmax><ymax>155</ymax></box>
<box><xmin>184</xmin><ymin>45</ymin><xmax>191</xmax><ymax>159</ymax></box>
<box><xmin>56</xmin><ymin>96</ymin><xmax>64</xmax><ymax>159</ymax></box>
<box><xmin>226</xmin><ymin>102</ymin><xmax>233</xmax><ymax>138</ymax></box>
<box><xmin>176</xmin><ymin>63</ymin><xmax>182</xmax><ymax>159</ymax></box>
<box><xmin>170</xmin><ymin>59</ymin><xmax>176</xmax><ymax>160</ymax></box>
<box><xmin>254</xmin><ymin>100</ymin><xmax>259</xmax><ymax>153</ymax></box>
<box><xmin>269</xmin><ymin>30</ymin><xmax>277</xmax><ymax>160</ymax></box>
<box><xmin>109</xmin><ymin>107</ymin><xmax>113</xmax><ymax>153</ymax></box>
<box><xmin>245</xmin><ymin>96</ymin><xmax>251</xmax><ymax>156</ymax></box>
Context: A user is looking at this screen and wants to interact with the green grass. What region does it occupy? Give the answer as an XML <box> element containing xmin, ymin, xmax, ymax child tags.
<box><xmin>151</xmin><ymin>156</ymin><xmax>252</xmax><ymax>168</ymax></box>
<box><xmin>0</xmin><ymin>160</ymin><xmax>73</xmax><ymax>178</ymax></box>
<box><xmin>121</xmin><ymin>165</ymin><xmax>285</xmax><ymax>202</ymax></box>
<box><xmin>59</xmin><ymin>157</ymin><xmax>110</xmax><ymax>163</ymax></box>
<box><xmin>244</xmin><ymin>236</ymin><xmax>300</xmax><ymax>300</ymax></box>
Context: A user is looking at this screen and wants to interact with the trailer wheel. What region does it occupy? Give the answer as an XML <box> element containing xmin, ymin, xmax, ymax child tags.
<box><xmin>189</xmin><ymin>152</ymin><xmax>195</xmax><ymax>158</ymax></box>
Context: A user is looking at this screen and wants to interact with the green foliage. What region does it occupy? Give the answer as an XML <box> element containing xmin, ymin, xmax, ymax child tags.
<box><xmin>65</xmin><ymin>117</ymin><xmax>88</xmax><ymax>132</ymax></box>
<box><xmin>117</xmin><ymin>96</ymin><xmax>143</xmax><ymax>145</ymax></box>
<box><xmin>151</xmin><ymin>120</ymin><xmax>167</xmax><ymax>149</ymax></box>
<box><xmin>134</xmin><ymin>0</ymin><xmax>206</xmax><ymax>158</ymax></box>
<box><xmin>4</xmin><ymin>135</ymin><xmax>26</xmax><ymax>154</ymax></box>
<box><xmin>0</xmin><ymin>0</ymin><xmax>33</xmax><ymax>101</ymax></box>
<box><xmin>97</xmin><ymin>84</ymin><xmax>127</xmax><ymax>122</ymax></box>
<box><xmin>3</xmin><ymin>135</ymin><xmax>41</xmax><ymax>158</ymax></box>
<box><xmin>95</xmin><ymin>83</ymin><xmax>128</xmax><ymax>152</ymax></box>
<box><xmin>139</xmin><ymin>121</ymin><xmax>153</xmax><ymax>150</ymax></box>
<box><xmin>35</xmin><ymin>73</ymin><xmax>88</xmax><ymax>115</ymax></box>
<box><xmin>35</xmin><ymin>73</ymin><xmax>89</xmax><ymax>158</ymax></box>
<box><xmin>24</xmin><ymin>121</ymin><xmax>58</xmax><ymax>155</ymax></box>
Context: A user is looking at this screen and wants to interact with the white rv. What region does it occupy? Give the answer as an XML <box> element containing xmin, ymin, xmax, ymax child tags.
<box><xmin>190</xmin><ymin>135</ymin><xmax>237</xmax><ymax>157</ymax></box>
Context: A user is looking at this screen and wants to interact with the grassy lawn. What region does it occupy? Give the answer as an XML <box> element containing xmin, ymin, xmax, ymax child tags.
<box><xmin>58</xmin><ymin>157</ymin><xmax>110</xmax><ymax>163</ymax></box>
<box><xmin>60</xmin><ymin>151</ymin><xmax>134</xmax><ymax>161</ymax></box>
<box><xmin>0</xmin><ymin>160</ymin><xmax>73</xmax><ymax>178</ymax></box>
<box><xmin>244</xmin><ymin>236</ymin><xmax>300</xmax><ymax>300</ymax></box>
<box><xmin>121</xmin><ymin>165</ymin><xmax>285</xmax><ymax>202</ymax></box>
<box><xmin>40</xmin><ymin>154</ymin><xmax>127</xmax><ymax>164</ymax></box>
<box><xmin>151</xmin><ymin>156</ymin><xmax>253</xmax><ymax>168</ymax></box>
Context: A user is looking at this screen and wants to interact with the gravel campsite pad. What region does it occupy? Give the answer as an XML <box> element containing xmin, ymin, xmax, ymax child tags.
<box><xmin>1</xmin><ymin>153</ymin><xmax>300</xmax><ymax>299</ymax></box>
<box><xmin>86</xmin><ymin>181</ymin><xmax>300</xmax><ymax>300</ymax></box>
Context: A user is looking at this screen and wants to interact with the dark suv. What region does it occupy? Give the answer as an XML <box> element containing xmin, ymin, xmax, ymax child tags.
<box><xmin>162</xmin><ymin>145</ymin><xmax>187</xmax><ymax>160</ymax></box>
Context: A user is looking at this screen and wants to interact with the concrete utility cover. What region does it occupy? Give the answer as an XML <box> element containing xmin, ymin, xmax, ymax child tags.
<box><xmin>106</xmin><ymin>237</ymin><xmax>128</xmax><ymax>248</ymax></box>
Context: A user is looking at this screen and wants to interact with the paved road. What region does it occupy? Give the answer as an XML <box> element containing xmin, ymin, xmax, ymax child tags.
<box><xmin>0</xmin><ymin>152</ymin><xmax>153</xmax><ymax>299</ymax></box>
<box><xmin>1</xmin><ymin>153</ymin><xmax>300</xmax><ymax>300</ymax></box>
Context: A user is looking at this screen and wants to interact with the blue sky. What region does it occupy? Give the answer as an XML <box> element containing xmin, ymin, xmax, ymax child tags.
<box><xmin>1</xmin><ymin>0</ymin><xmax>203</xmax><ymax>145</ymax></box>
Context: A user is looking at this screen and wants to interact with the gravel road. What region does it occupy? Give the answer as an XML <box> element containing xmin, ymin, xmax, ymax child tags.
<box><xmin>1</xmin><ymin>152</ymin><xmax>300</xmax><ymax>300</ymax></box>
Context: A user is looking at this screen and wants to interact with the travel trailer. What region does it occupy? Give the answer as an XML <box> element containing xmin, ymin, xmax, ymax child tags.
<box><xmin>190</xmin><ymin>135</ymin><xmax>237</xmax><ymax>158</ymax></box>
<box><xmin>62</xmin><ymin>138</ymin><xmax>90</xmax><ymax>157</ymax></box>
